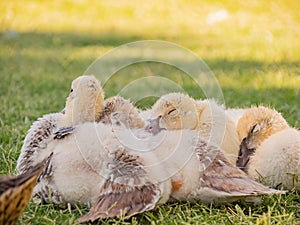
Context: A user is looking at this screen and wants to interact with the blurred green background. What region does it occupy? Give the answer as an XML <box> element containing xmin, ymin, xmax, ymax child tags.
<box><xmin>0</xmin><ymin>1</ymin><xmax>300</xmax><ymax>224</ymax></box>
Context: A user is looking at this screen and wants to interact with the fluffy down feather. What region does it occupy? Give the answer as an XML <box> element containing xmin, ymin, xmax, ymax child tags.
<box><xmin>236</xmin><ymin>106</ymin><xmax>299</xmax><ymax>190</ymax></box>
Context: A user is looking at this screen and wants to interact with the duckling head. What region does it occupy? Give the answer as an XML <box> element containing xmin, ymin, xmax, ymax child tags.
<box><xmin>64</xmin><ymin>75</ymin><xmax>104</xmax><ymax>126</ymax></box>
<box><xmin>99</xmin><ymin>96</ymin><xmax>145</xmax><ymax>128</ymax></box>
<box><xmin>237</xmin><ymin>106</ymin><xmax>289</xmax><ymax>150</ymax></box>
<box><xmin>146</xmin><ymin>93</ymin><xmax>199</xmax><ymax>134</ymax></box>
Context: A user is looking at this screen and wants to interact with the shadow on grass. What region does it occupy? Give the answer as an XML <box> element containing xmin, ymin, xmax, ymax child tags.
<box><xmin>0</xmin><ymin>31</ymin><xmax>153</xmax><ymax>48</ymax></box>
<box><xmin>1</xmin><ymin>30</ymin><xmax>300</xmax><ymax>63</ymax></box>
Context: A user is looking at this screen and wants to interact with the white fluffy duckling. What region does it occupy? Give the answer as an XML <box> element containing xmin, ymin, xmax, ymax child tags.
<box><xmin>145</xmin><ymin>93</ymin><xmax>240</xmax><ymax>163</ymax></box>
<box><xmin>17</xmin><ymin>75</ymin><xmax>104</xmax><ymax>174</ymax></box>
<box><xmin>42</xmin><ymin>122</ymin><xmax>283</xmax><ymax>222</ymax></box>
<box><xmin>236</xmin><ymin>106</ymin><xmax>300</xmax><ymax>190</ymax></box>
<box><xmin>28</xmin><ymin>86</ymin><xmax>147</xmax><ymax>207</ymax></box>
<box><xmin>98</xmin><ymin>96</ymin><xmax>145</xmax><ymax>129</ymax></box>
<box><xmin>40</xmin><ymin>122</ymin><xmax>168</xmax><ymax>220</ymax></box>
<box><xmin>16</xmin><ymin>75</ymin><xmax>104</xmax><ymax>206</ymax></box>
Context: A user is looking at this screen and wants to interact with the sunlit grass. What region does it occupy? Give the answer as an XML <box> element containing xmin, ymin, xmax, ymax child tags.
<box><xmin>0</xmin><ymin>0</ymin><xmax>300</xmax><ymax>224</ymax></box>
<box><xmin>1</xmin><ymin>0</ymin><xmax>300</xmax><ymax>60</ymax></box>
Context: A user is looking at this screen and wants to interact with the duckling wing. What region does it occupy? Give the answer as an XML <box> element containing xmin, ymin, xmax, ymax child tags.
<box><xmin>53</xmin><ymin>126</ymin><xmax>75</xmax><ymax>139</ymax></box>
<box><xmin>77</xmin><ymin>149</ymin><xmax>162</xmax><ymax>222</ymax></box>
<box><xmin>202</xmin><ymin>152</ymin><xmax>273</xmax><ymax>194</ymax></box>
<box><xmin>195</xmin><ymin>141</ymin><xmax>284</xmax><ymax>203</ymax></box>
<box><xmin>17</xmin><ymin>113</ymin><xmax>62</xmax><ymax>174</ymax></box>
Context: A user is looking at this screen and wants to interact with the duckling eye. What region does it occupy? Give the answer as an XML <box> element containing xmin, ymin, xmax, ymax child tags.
<box><xmin>250</xmin><ymin>124</ymin><xmax>257</xmax><ymax>134</ymax></box>
<box><xmin>167</xmin><ymin>108</ymin><xmax>177</xmax><ymax>116</ymax></box>
<box><xmin>70</xmin><ymin>89</ymin><xmax>73</xmax><ymax>93</ymax></box>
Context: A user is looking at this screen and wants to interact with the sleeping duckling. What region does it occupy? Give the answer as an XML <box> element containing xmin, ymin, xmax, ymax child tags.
<box><xmin>98</xmin><ymin>96</ymin><xmax>145</xmax><ymax>129</ymax></box>
<box><xmin>145</xmin><ymin>93</ymin><xmax>240</xmax><ymax>163</ymax></box>
<box><xmin>236</xmin><ymin>106</ymin><xmax>300</xmax><ymax>190</ymax></box>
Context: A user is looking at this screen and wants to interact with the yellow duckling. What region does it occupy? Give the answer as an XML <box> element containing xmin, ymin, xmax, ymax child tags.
<box><xmin>236</xmin><ymin>106</ymin><xmax>300</xmax><ymax>190</ymax></box>
<box><xmin>145</xmin><ymin>93</ymin><xmax>240</xmax><ymax>163</ymax></box>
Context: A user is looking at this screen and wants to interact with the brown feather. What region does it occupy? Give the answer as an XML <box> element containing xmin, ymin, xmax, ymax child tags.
<box><xmin>77</xmin><ymin>181</ymin><xmax>160</xmax><ymax>222</ymax></box>
<box><xmin>201</xmin><ymin>150</ymin><xmax>275</xmax><ymax>194</ymax></box>
<box><xmin>236</xmin><ymin>138</ymin><xmax>255</xmax><ymax>172</ymax></box>
<box><xmin>17</xmin><ymin>113</ymin><xmax>61</xmax><ymax>174</ymax></box>
<box><xmin>0</xmin><ymin>157</ymin><xmax>49</xmax><ymax>225</ymax></box>
<box><xmin>77</xmin><ymin>150</ymin><xmax>161</xmax><ymax>222</ymax></box>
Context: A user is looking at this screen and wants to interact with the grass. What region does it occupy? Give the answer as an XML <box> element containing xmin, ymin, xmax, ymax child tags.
<box><xmin>1</xmin><ymin>0</ymin><xmax>300</xmax><ymax>224</ymax></box>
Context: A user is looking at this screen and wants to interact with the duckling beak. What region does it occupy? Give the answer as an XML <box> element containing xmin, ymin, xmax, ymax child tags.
<box><xmin>236</xmin><ymin>137</ymin><xmax>255</xmax><ymax>172</ymax></box>
<box><xmin>144</xmin><ymin>116</ymin><xmax>166</xmax><ymax>135</ymax></box>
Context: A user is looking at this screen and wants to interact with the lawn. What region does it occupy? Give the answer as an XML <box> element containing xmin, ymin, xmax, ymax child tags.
<box><xmin>0</xmin><ymin>0</ymin><xmax>300</xmax><ymax>224</ymax></box>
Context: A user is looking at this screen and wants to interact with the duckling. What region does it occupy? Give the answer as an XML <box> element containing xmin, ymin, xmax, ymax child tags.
<box><xmin>27</xmin><ymin>79</ymin><xmax>149</xmax><ymax>207</ymax></box>
<box><xmin>236</xmin><ymin>106</ymin><xmax>300</xmax><ymax>190</ymax></box>
<box><xmin>17</xmin><ymin>75</ymin><xmax>104</xmax><ymax>174</ymax></box>
<box><xmin>17</xmin><ymin>75</ymin><xmax>104</xmax><ymax>206</ymax></box>
<box><xmin>145</xmin><ymin>93</ymin><xmax>240</xmax><ymax>163</ymax></box>
<box><xmin>98</xmin><ymin>96</ymin><xmax>145</xmax><ymax>129</ymax></box>
<box><xmin>34</xmin><ymin>121</ymin><xmax>169</xmax><ymax>214</ymax></box>
<box><xmin>0</xmin><ymin>158</ymin><xmax>47</xmax><ymax>225</ymax></box>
